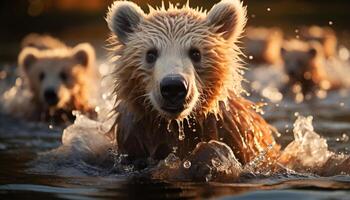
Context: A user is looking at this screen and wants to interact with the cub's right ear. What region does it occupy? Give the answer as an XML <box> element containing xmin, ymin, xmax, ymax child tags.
<box><xmin>72</xmin><ymin>43</ymin><xmax>96</xmax><ymax>68</ymax></box>
<box><xmin>106</xmin><ymin>1</ymin><xmax>145</xmax><ymax>44</ymax></box>
<box><xmin>18</xmin><ymin>47</ymin><xmax>39</xmax><ymax>74</ymax></box>
<box><xmin>206</xmin><ymin>0</ymin><xmax>247</xmax><ymax>42</ymax></box>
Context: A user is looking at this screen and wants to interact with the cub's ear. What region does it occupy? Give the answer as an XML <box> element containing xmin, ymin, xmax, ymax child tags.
<box><xmin>18</xmin><ymin>47</ymin><xmax>39</xmax><ymax>74</ymax></box>
<box><xmin>106</xmin><ymin>1</ymin><xmax>145</xmax><ymax>44</ymax></box>
<box><xmin>72</xmin><ymin>43</ymin><xmax>96</xmax><ymax>68</ymax></box>
<box><xmin>206</xmin><ymin>0</ymin><xmax>247</xmax><ymax>42</ymax></box>
<box><xmin>308</xmin><ymin>41</ymin><xmax>323</xmax><ymax>58</ymax></box>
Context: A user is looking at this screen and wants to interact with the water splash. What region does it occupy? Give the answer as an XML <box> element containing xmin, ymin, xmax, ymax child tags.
<box><xmin>183</xmin><ymin>160</ymin><xmax>191</xmax><ymax>169</ymax></box>
<box><xmin>244</xmin><ymin>144</ymin><xmax>274</xmax><ymax>173</ymax></box>
<box><xmin>164</xmin><ymin>153</ymin><xmax>181</xmax><ymax>169</ymax></box>
<box><xmin>175</xmin><ymin>119</ymin><xmax>185</xmax><ymax>141</ymax></box>
<box><xmin>279</xmin><ymin>115</ymin><xmax>333</xmax><ymax>171</ymax></box>
<box><xmin>1</xmin><ymin>78</ymin><xmax>33</xmax><ymax>116</ymax></box>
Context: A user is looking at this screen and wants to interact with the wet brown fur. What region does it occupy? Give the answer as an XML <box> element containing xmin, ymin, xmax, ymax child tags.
<box><xmin>114</xmin><ymin>96</ymin><xmax>280</xmax><ymax>165</ymax></box>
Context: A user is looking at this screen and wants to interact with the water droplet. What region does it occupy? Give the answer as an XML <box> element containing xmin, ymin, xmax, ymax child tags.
<box><xmin>167</xmin><ymin>121</ymin><xmax>172</xmax><ymax>132</ymax></box>
<box><xmin>124</xmin><ymin>164</ymin><xmax>134</xmax><ymax>172</ymax></box>
<box><xmin>340</xmin><ymin>102</ymin><xmax>345</xmax><ymax>107</ymax></box>
<box><xmin>49</xmin><ymin>124</ymin><xmax>53</xmax><ymax>129</ymax></box>
<box><xmin>183</xmin><ymin>160</ymin><xmax>191</xmax><ymax>169</ymax></box>
<box><xmin>176</xmin><ymin>120</ymin><xmax>185</xmax><ymax>140</ymax></box>
<box><xmin>94</xmin><ymin>106</ymin><xmax>100</xmax><ymax>113</ymax></box>
<box><xmin>341</xmin><ymin>133</ymin><xmax>349</xmax><ymax>142</ymax></box>
<box><xmin>205</xmin><ymin>174</ymin><xmax>212</xmax><ymax>182</ymax></box>
<box><xmin>179</xmin><ymin>132</ymin><xmax>185</xmax><ymax>141</ymax></box>
<box><xmin>165</xmin><ymin>153</ymin><xmax>180</xmax><ymax>169</ymax></box>
<box><xmin>339</xmin><ymin>46</ymin><xmax>350</xmax><ymax>61</ymax></box>
<box><xmin>211</xmin><ymin>158</ymin><xmax>221</xmax><ymax>168</ymax></box>
<box><xmin>329</xmin><ymin>21</ymin><xmax>333</xmax><ymax>25</ymax></box>
<box><xmin>172</xmin><ymin>147</ymin><xmax>178</xmax><ymax>153</ymax></box>
<box><xmin>248</xmin><ymin>55</ymin><xmax>254</xmax><ymax>60</ymax></box>
<box><xmin>267</xmin><ymin>7</ymin><xmax>271</xmax><ymax>12</ymax></box>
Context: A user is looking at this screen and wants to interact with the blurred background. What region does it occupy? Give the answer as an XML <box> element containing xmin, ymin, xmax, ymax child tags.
<box><xmin>1</xmin><ymin>0</ymin><xmax>350</xmax><ymax>61</ymax></box>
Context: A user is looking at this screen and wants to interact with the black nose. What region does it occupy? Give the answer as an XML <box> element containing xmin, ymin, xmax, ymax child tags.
<box><xmin>288</xmin><ymin>70</ymin><xmax>298</xmax><ymax>78</ymax></box>
<box><xmin>160</xmin><ymin>75</ymin><xmax>188</xmax><ymax>105</ymax></box>
<box><xmin>44</xmin><ymin>89</ymin><xmax>59</xmax><ymax>106</ymax></box>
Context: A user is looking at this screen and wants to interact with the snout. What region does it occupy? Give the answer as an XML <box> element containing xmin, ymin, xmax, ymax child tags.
<box><xmin>44</xmin><ymin>89</ymin><xmax>59</xmax><ymax>106</ymax></box>
<box><xmin>160</xmin><ymin>75</ymin><xmax>188</xmax><ymax>113</ymax></box>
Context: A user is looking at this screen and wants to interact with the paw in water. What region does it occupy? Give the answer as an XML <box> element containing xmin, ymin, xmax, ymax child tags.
<box><xmin>179</xmin><ymin>140</ymin><xmax>242</xmax><ymax>181</ymax></box>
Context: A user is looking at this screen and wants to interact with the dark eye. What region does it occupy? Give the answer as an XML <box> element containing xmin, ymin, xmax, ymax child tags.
<box><xmin>60</xmin><ymin>71</ymin><xmax>68</xmax><ymax>81</ymax></box>
<box><xmin>189</xmin><ymin>48</ymin><xmax>201</xmax><ymax>63</ymax></box>
<box><xmin>146</xmin><ymin>49</ymin><xmax>158</xmax><ymax>64</ymax></box>
<box><xmin>39</xmin><ymin>72</ymin><xmax>45</xmax><ymax>82</ymax></box>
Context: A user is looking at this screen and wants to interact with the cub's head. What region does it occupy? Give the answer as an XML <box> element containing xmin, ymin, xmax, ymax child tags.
<box><xmin>107</xmin><ymin>0</ymin><xmax>246</xmax><ymax>120</ymax></box>
<box><xmin>281</xmin><ymin>40</ymin><xmax>325</xmax><ymax>88</ymax></box>
<box><xmin>18</xmin><ymin>44</ymin><xmax>95</xmax><ymax>110</ymax></box>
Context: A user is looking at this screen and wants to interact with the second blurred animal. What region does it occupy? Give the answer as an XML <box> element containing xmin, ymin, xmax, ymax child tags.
<box><xmin>17</xmin><ymin>34</ymin><xmax>97</xmax><ymax>123</ymax></box>
<box><xmin>281</xmin><ymin>39</ymin><xmax>343</xmax><ymax>98</ymax></box>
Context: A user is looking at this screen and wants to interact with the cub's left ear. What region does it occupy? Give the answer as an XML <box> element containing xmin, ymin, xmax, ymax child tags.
<box><xmin>72</xmin><ymin>43</ymin><xmax>96</xmax><ymax>68</ymax></box>
<box><xmin>18</xmin><ymin>47</ymin><xmax>40</xmax><ymax>74</ymax></box>
<box><xmin>206</xmin><ymin>0</ymin><xmax>247</xmax><ymax>42</ymax></box>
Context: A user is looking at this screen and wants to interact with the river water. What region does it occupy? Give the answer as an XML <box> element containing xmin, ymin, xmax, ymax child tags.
<box><xmin>0</xmin><ymin>56</ymin><xmax>350</xmax><ymax>200</ymax></box>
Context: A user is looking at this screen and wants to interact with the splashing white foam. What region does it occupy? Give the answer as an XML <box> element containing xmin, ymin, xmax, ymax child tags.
<box><xmin>279</xmin><ymin>115</ymin><xmax>333</xmax><ymax>171</ymax></box>
<box><xmin>61</xmin><ymin>114</ymin><xmax>112</xmax><ymax>160</ymax></box>
<box><xmin>0</xmin><ymin>79</ymin><xmax>34</xmax><ymax>117</ymax></box>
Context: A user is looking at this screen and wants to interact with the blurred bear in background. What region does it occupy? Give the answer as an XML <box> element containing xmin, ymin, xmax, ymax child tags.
<box><xmin>281</xmin><ymin>39</ymin><xmax>343</xmax><ymax>100</ymax></box>
<box><xmin>15</xmin><ymin>34</ymin><xmax>97</xmax><ymax>123</ymax></box>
